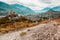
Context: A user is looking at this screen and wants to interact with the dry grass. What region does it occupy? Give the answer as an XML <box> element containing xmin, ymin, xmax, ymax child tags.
<box><xmin>0</xmin><ymin>21</ymin><xmax>39</xmax><ymax>34</ymax></box>
<box><xmin>0</xmin><ymin>18</ymin><xmax>60</xmax><ymax>34</ymax></box>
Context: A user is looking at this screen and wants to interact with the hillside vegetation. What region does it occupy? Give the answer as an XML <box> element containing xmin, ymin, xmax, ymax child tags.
<box><xmin>0</xmin><ymin>9</ymin><xmax>60</xmax><ymax>34</ymax></box>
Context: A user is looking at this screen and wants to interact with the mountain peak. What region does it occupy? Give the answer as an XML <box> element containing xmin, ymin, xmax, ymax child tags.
<box><xmin>0</xmin><ymin>1</ymin><xmax>8</xmax><ymax>5</ymax></box>
<box><xmin>52</xmin><ymin>6</ymin><xmax>60</xmax><ymax>11</ymax></box>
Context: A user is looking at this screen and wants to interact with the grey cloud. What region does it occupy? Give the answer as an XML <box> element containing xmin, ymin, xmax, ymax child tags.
<box><xmin>39</xmin><ymin>0</ymin><xmax>52</xmax><ymax>4</ymax></box>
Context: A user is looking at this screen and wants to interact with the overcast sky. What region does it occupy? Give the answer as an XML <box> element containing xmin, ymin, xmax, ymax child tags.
<box><xmin>0</xmin><ymin>0</ymin><xmax>60</xmax><ymax>10</ymax></box>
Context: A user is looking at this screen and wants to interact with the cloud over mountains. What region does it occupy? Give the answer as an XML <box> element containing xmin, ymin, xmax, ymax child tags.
<box><xmin>0</xmin><ymin>0</ymin><xmax>60</xmax><ymax>10</ymax></box>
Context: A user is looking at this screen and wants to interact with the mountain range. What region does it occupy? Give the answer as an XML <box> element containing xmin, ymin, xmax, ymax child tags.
<box><xmin>0</xmin><ymin>1</ymin><xmax>34</xmax><ymax>15</ymax></box>
<box><xmin>0</xmin><ymin>1</ymin><xmax>60</xmax><ymax>16</ymax></box>
<box><xmin>35</xmin><ymin>6</ymin><xmax>60</xmax><ymax>13</ymax></box>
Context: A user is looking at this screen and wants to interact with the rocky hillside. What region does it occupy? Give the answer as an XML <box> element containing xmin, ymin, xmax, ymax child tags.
<box><xmin>0</xmin><ymin>18</ymin><xmax>60</xmax><ymax>40</ymax></box>
<box><xmin>16</xmin><ymin>18</ymin><xmax>60</xmax><ymax>40</ymax></box>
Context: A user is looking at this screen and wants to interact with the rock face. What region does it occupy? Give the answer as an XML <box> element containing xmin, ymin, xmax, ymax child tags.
<box><xmin>17</xmin><ymin>21</ymin><xmax>60</xmax><ymax>40</ymax></box>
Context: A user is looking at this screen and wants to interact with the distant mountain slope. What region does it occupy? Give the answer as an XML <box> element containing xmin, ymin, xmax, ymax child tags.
<box><xmin>40</xmin><ymin>7</ymin><xmax>50</xmax><ymax>12</ymax></box>
<box><xmin>0</xmin><ymin>1</ymin><xmax>12</xmax><ymax>16</ymax></box>
<box><xmin>42</xmin><ymin>9</ymin><xmax>60</xmax><ymax>17</ymax></box>
<box><xmin>0</xmin><ymin>1</ymin><xmax>34</xmax><ymax>16</ymax></box>
<box><xmin>0</xmin><ymin>8</ymin><xmax>5</xmax><ymax>11</ymax></box>
<box><xmin>0</xmin><ymin>1</ymin><xmax>60</xmax><ymax>16</ymax></box>
<box><xmin>35</xmin><ymin>6</ymin><xmax>60</xmax><ymax>13</ymax></box>
<box><xmin>11</xmin><ymin>4</ymin><xmax>34</xmax><ymax>14</ymax></box>
<box><xmin>52</xmin><ymin>6</ymin><xmax>60</xmax><ymax>11</ymax></box>
<box><xmin>25</xmin><ymin>9</ymin><xmax>60</xmax><ymax>21</ymax></box>
<box><xmin>0</xmin><ymin>1</ymin><xmax>11</xmax><ymax>11</ymax></box>
<box><xmin>35</xmin><ymin>7</ymin><xmax>50</xmax><ymax>13</ymax></box>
